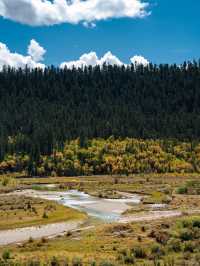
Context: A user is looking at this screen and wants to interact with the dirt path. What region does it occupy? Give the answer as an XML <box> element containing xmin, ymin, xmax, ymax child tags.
<box><xmin>0</xmin><ymin>221</ymin><xmax>82</xmax><ymax>246</ymax></box>
<box><xmin>119</xmin><ymin>210</ymin><xmax>182</xmax><ymax>223</ymax></box>
<box><xmin>1</xmin><ymin>209</ymin><xmax>200</xmax><ymax>246</ymax></box>
<box><xmin>119</xmin><ymin>210</ymin><xmax>200</xmax><ymax>223</ymax></box>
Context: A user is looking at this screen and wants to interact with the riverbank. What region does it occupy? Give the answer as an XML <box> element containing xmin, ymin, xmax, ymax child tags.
<box><xmin>0</xmin><ymin>174</ymin><xmax>200</xmax><ymax>265</ymax></box>
<box><xmin>0</xmin><ymin>194</ymin><xmax>87</xmax><ymax>230</ymax></box>
<box><xmin>0</xmin><ymin>221</ymin><xmax>82</xmax><ymax>246</ymax></box>
<box><xmin>9</xmin><ymin>189</ymin><xmax>141</xmax><ymax>222</ymax></box>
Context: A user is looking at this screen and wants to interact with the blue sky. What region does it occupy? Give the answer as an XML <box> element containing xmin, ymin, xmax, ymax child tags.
<box><xmin>0</xmin><ymin>0</ymin><xmax>199</xmax><ymax>66</ymax></box>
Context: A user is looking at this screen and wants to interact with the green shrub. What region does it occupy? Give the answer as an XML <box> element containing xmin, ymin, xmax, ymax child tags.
<box><xmin>42</xmin><ymin>211</ymin><xmax>48</xmax><ymax>219</ymax></box>
<box><xmin>153</xmin><ymin>260</ymin><xmax>161</xmax><ymax>266</ymax></box>
<box><xmin>2</xmin><ymin>179</ymin><xmax>9</xmax><ymax>187</ymax></box>
<box><xmin>179</xmin><ymin>229</ymin><xmax>193</xmax><ymax>241</ymax></box>
<box><xmin>181</xmin><ymin>220</ymin><xmax>191</xmax><ymax>228</ymax></box>
<box><xmin>123</xmin><ymin>254</ymin><xmax>135</xmax><ymax>264</ymax></box>
<box><xmin>50</xmin><ymin>256</ymin><xmax>60</xmax><ymax>266</ymax></box>
<box><xmin>176</xmin><ymin>186</ymin><xmax>188</xmax><ymax>194</ymax></box>
<box><xmin>2</xmin><ymin>250</ymin><xmax>11</xmax><ymax>261</ymax></box>
<box><xmin>178</xmin><ymin>180</ymin><xmax>200</xmax><ymax>195</ymax></box>
<box><xmin>132</xmin><ymin>246</ymin><xmax>146</xmax><ymax>258</ymax></box>
<box><xmin>192</xmin><ymin>219</ymin><xmax>200</xmax><ymax>228</ymax></box>
<box><xmin>99</xmin><ymin>261</ymin><xmax>115</xmax><ymax>266</ymax></box>
<box><xmin>151</xmin><ymin>244</ymin><xmax>165</xmax><ymax>256</ymax></box>
<box><xmin>72</xmin><ymin>257</ymin><xmax>82</xmax><ymax>266</ymax></box>
<box><xmin>167</xmin><ymin>238</ymin><xmax>182</xmax><ymax>252</ymax></box>
<box><xmin>183</xmin><ymin>241</ymin><xmax>195</xmax><ymax>253</ymax></box>
<box><xmin>151</xmin><ymin>244</ymin><xmax>161</xmax><ymax>254</ymax></box>
<box><xmin>90</xmin><ymin>261</ymin><xmax>96</xmax><ymax>266</ymax></box>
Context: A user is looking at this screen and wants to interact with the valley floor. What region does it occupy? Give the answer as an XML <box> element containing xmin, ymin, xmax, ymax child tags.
<box><xmin>0</xmin><ymin>173</ymin><xmax>200</xmax><ymax>265</ymax></box>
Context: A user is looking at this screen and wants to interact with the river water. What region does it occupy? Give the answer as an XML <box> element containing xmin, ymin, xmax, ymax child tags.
<box><xmin>15</xmin><ymin>189</ymin><xmax>141</xmax><ymax>222</ymax></box>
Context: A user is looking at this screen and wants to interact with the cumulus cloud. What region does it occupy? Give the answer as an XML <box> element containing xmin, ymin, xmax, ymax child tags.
<box><xmin>60</xmin><ymin>51</ymin><xmax>148</xmax><ymax>69</ymax></box>
<box><xmin>99</xmin><ymin>52</ymin><xmax>123</xmax><ymax>66</ymax></box>
<box><xmin>60</xmin><ymin>52</ymin><xmax>98</xmax><ymax>69</ymax></box>
<box><xmin>60</xmin><ymin>51</ymin><xmax>123</xmax><ymax>68</ymax></box>
<box><xmin>0</xmin><ymin>40</ymin><xmax>45</xmax><ymax>70</ymax></box>
<box><xmin>0</xmin><ymin>0</ymin><xmax>150</xmax><ymax>26</ymax></box>
<box><xmin>130</xmin><ymin>55</ymin><xmax>149</xmax><ymax>66</ymax></box>
<box><xmin>28</xmin><ymin>39</ymin><xmax>46</xmax><ymax>62</ymax></box>
<box><xmin>0</xmin><ymin>39</ymin><xmax>149</xmax><ymax>70</ymax></box>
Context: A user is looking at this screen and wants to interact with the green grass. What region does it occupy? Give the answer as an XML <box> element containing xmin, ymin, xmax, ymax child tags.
<box><xmin>2</xmin><ymin>214</ymin><xmax>200</xmax><ymax>265</ymax></box>
<box><xmin>0</xmin><ymin>174</ymin><xmax>200</xmax><ymax>265</ymax></box>
<box><xmin>0</xmin><ymin>195</ymin><xmax>87</xmax><ymax>230</ymax></box>
<box><xmin>176</xmin><ymin>180</ymin><xmax>200</xmax><ymax>195</ymax></box>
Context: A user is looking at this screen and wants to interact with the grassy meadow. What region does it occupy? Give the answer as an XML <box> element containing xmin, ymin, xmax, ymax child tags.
<box><xmin>1</xmin><ymin>214</ymin><xmax>200</xmax><ymax>265</ymax></box>
<box><xmin>0</xmin><ymin>173</ymin><xmax>199</xmax><ymax>265</ymax></box>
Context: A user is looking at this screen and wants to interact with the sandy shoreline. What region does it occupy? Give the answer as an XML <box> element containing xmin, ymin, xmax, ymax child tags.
<box><xmin>120</xmin><ymin>210</ymin><xmax>200</xmax><ymax>223</ymax></box>
<box><xmin>119</xmin><ymin>210</ymin><xmax>182</xmax><ymax>223</ymax></box>
<box><xmin>0</xmin><ymin>221</ymin><xmax>81</xmax><ymax>246</ymax></box>
<box><xmin>1</xmin><ymin>210</ymin><xmax>197</xmax><ymax>246</ymax></box>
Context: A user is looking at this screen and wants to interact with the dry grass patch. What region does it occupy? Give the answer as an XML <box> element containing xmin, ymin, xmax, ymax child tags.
<box><xmin>0</xmin><ymin>195</ymin><xmax>87</xmax><ymax>230</ymax></box>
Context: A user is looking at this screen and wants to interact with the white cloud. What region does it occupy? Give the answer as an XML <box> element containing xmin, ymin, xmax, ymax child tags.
<box><xmin>0</xmin><ymin>0</ymin><xmax>150</xmax><ymax>26</ymax></box>
<box><xmin>28</xmin><ymin>39</ymin><xmax>46</xmax><ymax>62</ymax></box>
<box><xmin>60</xmin><ymin>52</ymin><xmax>99</xmax><ymax>69</ymax></box>
<box><xmin>99</xmin><ymin>52</ymin><xmax>123</xmax><ymax>66</ymax></box>
<box><xmin>60</xmin><ymin>51</ymin><xmax>148</xmax><ymax>69</ymax></box>
<box><xmin>60</xmin><ymin>51</ymin><xmax>123</xmax><ymax>69</ymax></box>
<box><xmin>0</xmin><ymin>39</ymin><xmax>149</xmax><ymax>70</ymax></box>
<box><xmin>0</xmin><ymin>40</ymin><xmax>45</xmax><ymax>70</ymax></box>
<box><xmin>130</xmin><ymin>55</ymin><xmax>149</xmax><ymax>66</ymax></box>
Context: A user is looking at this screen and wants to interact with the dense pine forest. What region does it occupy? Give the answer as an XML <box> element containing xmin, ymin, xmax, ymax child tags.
<box><xmin>1</xmin><ymin>61</ymin><xmax>200</xmax><ymax>175</ymax></box>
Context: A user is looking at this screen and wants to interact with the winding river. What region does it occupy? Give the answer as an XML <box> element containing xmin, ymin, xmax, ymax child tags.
<box><xmin>0</xmin><ymin>189</ymin><xmax>187</xmax><ymax>246</ymax></box>
<box><xmin>14</xmin><ymin>189</ymin><xmax>141</xmax><ymax>222</ymax></box>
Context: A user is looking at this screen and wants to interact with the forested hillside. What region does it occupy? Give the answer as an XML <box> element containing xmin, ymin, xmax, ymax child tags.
<box><xmin>1</xmin><ymin>138</ymin><xmax>200</xmax><ymax>176</ymax></box>
<box><xmin>1</xmin><ymin>61</ymin><xmax>200</xmax><ymax>174</ymax></box>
